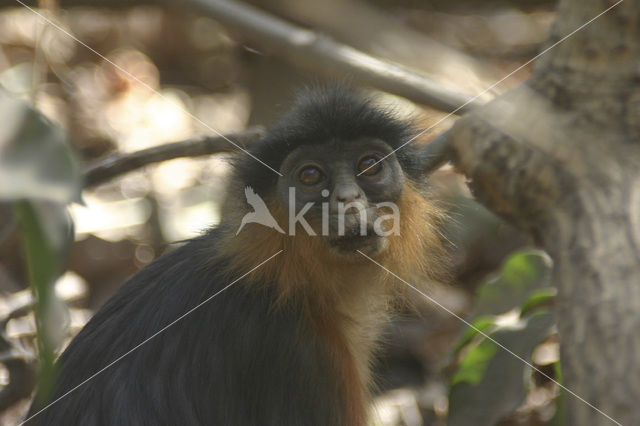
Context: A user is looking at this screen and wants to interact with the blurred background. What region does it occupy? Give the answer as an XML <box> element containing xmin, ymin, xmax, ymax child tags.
<box><xmin>0</xmin><ymin>0</ymin><xmax>563</xmax><ymax>424</ymax></box>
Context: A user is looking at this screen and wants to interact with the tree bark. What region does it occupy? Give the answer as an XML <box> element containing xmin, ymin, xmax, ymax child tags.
<box><xmin>446</xmin><ymin>0</ymin><xmax>640</xmax><ymax>424</ymax></box>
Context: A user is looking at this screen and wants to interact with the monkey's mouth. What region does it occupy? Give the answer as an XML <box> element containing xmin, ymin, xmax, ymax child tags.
<box><xmin>328</xmin><ymin>226</ymin><xmax>385</xmax><ymax>255</ymax></box>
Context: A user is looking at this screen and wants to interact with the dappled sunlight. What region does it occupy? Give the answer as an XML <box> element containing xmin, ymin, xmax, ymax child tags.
<box><xmin>5</xmin><ymin>0</ymin><xmax>622</xmax><ymax>424</ymax></box>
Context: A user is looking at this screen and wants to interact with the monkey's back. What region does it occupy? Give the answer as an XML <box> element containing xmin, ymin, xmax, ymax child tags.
<box><xmin>26</xmin><ymin>229</ymin><xmax>346</xmax><ymax>425</ymax></box>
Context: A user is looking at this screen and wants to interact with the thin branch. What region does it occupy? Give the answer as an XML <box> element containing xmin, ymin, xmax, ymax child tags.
<box><xmin>418</xmin><ymin>130</ymin><xmax>452</xmax><ymax>177</ymax></box>
<box><xmin>83</xmin><ymin>125</ymin><xmax>452</xmax><ymax>189</ymax></box>
<box><xmin>183</xmin><ymin>0</ymin><xmax>482</xmax><ymax>114</ymax></box>
<box><xmin>2</xmin><ymin>0</ymin><xmax>481</xmax><ymax>113</ymax></box>
<box><xmin>83</xmin><ymin>127</ymin><xmax>265</xmax><ymax>188</ymax></box>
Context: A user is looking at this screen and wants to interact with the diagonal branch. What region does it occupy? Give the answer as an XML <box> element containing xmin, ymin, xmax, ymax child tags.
<box><xmin>83</xmin><ymin>127</ymin><xmax>265</xmax><ymax>188</ymax></box>
<box><xmin>184</xmin><ymin>0</ymin><xmax>482</xmax><ymax>114</ymax></box>
<box><xmin>1</xmin><ymin>0</ymin><xmax>483</xmax><ymax>113</ymax></box>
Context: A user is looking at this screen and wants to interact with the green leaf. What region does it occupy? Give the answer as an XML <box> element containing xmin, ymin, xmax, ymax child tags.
<box><xmin>546</xmin><ymin>361</ymin><xmax>566</xmax><ymax>426</ymax></box>
<box><xmin>474</xmin><ymin>250</ymin><xmax>552</xmax><ymax>316</ymax></box>
<box><xmin>0</xmin><ymin>89</ymin><xmax>81</xmax><ymax>203</ymax></box>
<box><xmin>520</xmin><ymin>287</ymin><xmax>556</xmax><ymax>318</ymax></box>
<box><xmin>451</xmin><ymin>339</ymin><xmax>498</xmax><ymax>386</ymax></box>
<box><xmin>14</xmin><ymin>200</ymin><xmax>73</xmax><ymax>402</ymax></box>
<box><xmin>448</xmin><ymin>310</ymin><xmax>555</xmax><ymax>426</ymax></box>
<box><xmin>452</xmin><ymin>315</ymin><xmax>496</xmax><ymax>356</ymax></box>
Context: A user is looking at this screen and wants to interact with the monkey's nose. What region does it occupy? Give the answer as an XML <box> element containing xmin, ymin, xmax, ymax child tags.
<box><xmin>334</xmin><ymin>185</ymin><xmax>363</xmax><ymax>203</ymax></box>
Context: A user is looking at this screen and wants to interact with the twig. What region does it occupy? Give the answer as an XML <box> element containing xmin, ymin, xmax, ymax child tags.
<box><xmin>83</xmin><ymin>124</ymin><xmax>451</xmax><ymax>189</ymax></box>
<box><xmin>83</xmin><ymin>127</ymin><xmax>265</xmax><ymax>188</ymax></box>
<box><xmin>2</xmin><ymin>0</ymin><xmax>480</xmax><ymax>113</ymax></box>
<box><xmin>187</xmin><ymin>0</ymin><xmax>482</xmax><ymax>114</ymax></box>
<box><xmin>418</xmin><ymin>130</ymin><xmax>452</xmax><ymax>176</ymax></box>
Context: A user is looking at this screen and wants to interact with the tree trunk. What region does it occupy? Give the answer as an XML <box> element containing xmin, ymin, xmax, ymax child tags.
<box><xmin>446</xmin><ymin>0</ymin><xmax>640</xmax><ymax>424</ymax></box>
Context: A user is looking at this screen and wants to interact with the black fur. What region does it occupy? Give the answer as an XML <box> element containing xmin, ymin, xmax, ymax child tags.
<box><xmin>26</xmin><ymin>230</ymin><xmax>346</xmax><ymax>425</ymax></box>
<box><xmin>26</xmin><ymin>86</ymin><xmax>417</xmax><ymax>425</ymax></box>
<box><xmin>235</xmin><ymin>85</ymin><xmax>423</xmax><ymax>196</ymax></box>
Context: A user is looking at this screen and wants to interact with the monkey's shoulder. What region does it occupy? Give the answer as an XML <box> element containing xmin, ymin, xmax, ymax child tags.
<box><xmin>69</xmin><ymin>230</ymin><xmax>236</xmax><ymax>337</ymax></box>
<box><xmin>32</xmin><ymin>229</ymin><xmax>345</xmax><ymax>425</ymax></box>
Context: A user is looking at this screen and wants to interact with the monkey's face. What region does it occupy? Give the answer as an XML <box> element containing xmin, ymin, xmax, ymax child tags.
<box><xmin>276</xmin><ymin>138</ymin><xmax>405</xmax><ymax>257</ymax></box>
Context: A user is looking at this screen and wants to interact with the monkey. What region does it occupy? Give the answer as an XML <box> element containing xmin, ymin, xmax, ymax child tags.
<box><xmin>25</xmin><ymin>85</ymin><xmax>446</xmax><ymax>425</ymax></box>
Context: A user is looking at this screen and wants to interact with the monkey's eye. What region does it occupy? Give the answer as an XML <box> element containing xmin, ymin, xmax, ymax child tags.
<box><xmin>298</xmin><ymin>165</ymin><xmax>324</xmax><ymax>185</ymax></box>
<box><xmin>357</xmin><ymin>156</ymin><xmax>382</xmax><ymax>176</ymax></box>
